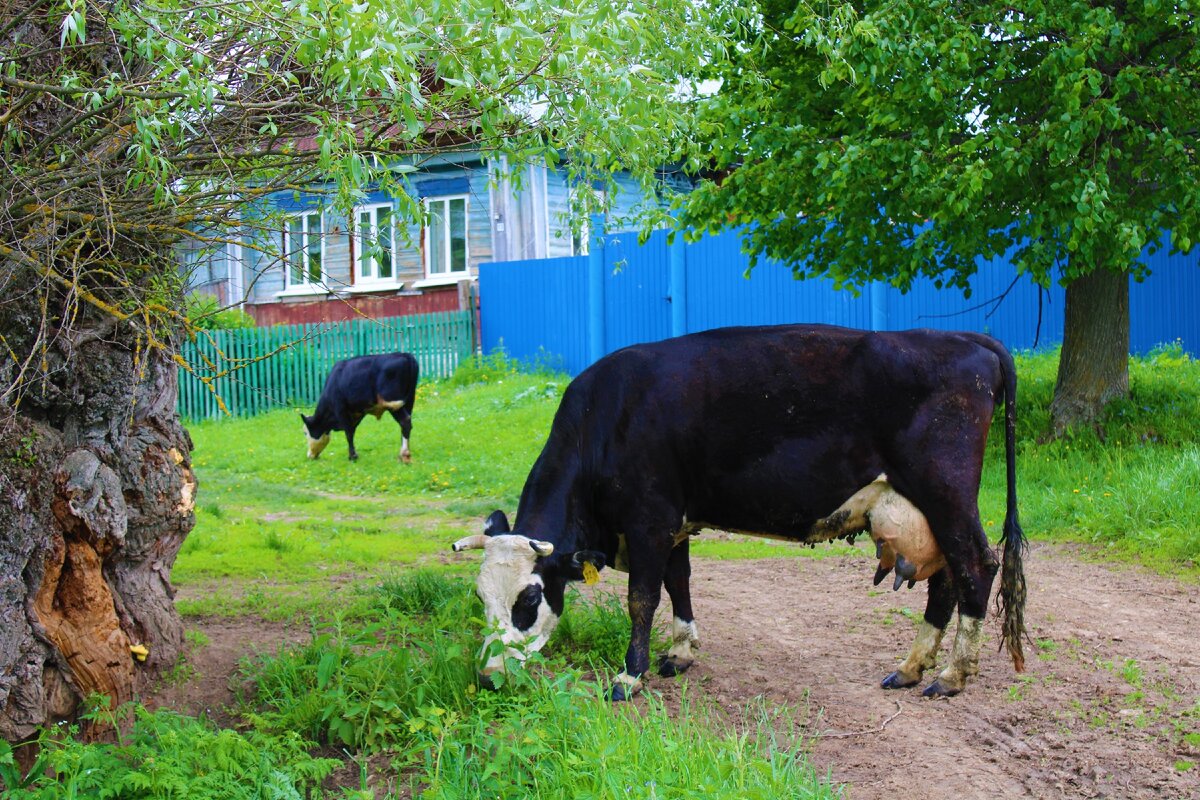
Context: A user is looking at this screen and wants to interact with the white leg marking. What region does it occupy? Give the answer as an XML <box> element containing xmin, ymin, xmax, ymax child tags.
<box><xmin>614</xmin><ymin>671</ymin><xmax>644</xmax><ymax>696</ymax></box>
<box><xmin>400</xmin><ymin>436</ymin><xmax>411</xmax><ymax>462</ymax></box>
<box><xmin>897</xmin><ymin>620</ymin><xmax>946</xmax><ymax>682</ymax></box>
<box><xmin>934</xmin><ymin>614</ymin><xmax>985</xmax><ymax>692</ymax></box>
<box><xmin>667</xmin><ymin>617</ymin><xmax>700</xmax><ymax>663</ymax></box>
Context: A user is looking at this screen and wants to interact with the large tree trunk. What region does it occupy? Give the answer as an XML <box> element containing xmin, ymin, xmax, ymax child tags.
<box><xmin>1050</xmin><ymin>268</ymin><xmax>1130</xmax><ymax>434</ymax></box>
<box><xmin>0</xmin><ymin>278</ymin><xmax>195</xmax><ymax>741</ymax></box>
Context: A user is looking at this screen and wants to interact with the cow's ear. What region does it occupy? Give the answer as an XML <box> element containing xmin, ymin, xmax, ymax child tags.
<box><xmin>484</xmin><ymin>510</ymin><xmax>510</xmax><ymax>536</ymax></box>
<box><xmin>562</xmin><ymin>550</ymin><xmax>606</xmax><ymax>582</ymax></box>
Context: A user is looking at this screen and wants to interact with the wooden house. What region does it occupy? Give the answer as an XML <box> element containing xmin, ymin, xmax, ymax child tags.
<box><xmin>184</xmin><ymin>152</ymin><xmax>692</xmax><ymax>326</ymax></box>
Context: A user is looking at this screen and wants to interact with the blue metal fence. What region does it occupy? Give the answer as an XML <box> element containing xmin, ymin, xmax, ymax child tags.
<box><xmin>479</xmin><ymin>227</ymin><xmax>1199</xmax><ymax>376</ymax></box>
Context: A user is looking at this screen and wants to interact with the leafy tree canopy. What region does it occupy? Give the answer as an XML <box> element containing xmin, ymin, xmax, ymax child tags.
<box><xmin>2</xmin><ymin>0</ymin><xmax>731</xmax><ymax>404</ymax></box>
<box><xmin>682</xmin><ymin>0</ymin><xmax>1200</xmax><ymax>295</ymax></box>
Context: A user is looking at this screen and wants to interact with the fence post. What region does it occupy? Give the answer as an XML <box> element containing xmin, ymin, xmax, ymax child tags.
<box><xmin>587</xmin><ymin>212</ymin><xmax>606</xmax><ymax>364</ymax></box>
<box><xmin>669</xmin><ymin>227</ymin><xmax>687</xmax><ymax>338</ymax></box>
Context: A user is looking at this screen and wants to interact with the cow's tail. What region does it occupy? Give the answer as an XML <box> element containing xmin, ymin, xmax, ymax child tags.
<box><xmin>988</xmin><ymin>338</ymin><xmax>1027</xmax><ymax>673</ymax></box>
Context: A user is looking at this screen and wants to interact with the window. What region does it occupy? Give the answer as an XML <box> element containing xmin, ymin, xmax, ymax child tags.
<box><xmin>424</xmin><ymin>195</ymin><xmax>468</xmax><ymax>277</ymax></box>
<box><xmin>283</xmin><ymin>210</ymin><xmax>324</xmax><ymax>289</ymax></box>
<box><xmin>354</xmin><ymin>203</ymin><xmax>396</xmax><ymax>284</ymax></box>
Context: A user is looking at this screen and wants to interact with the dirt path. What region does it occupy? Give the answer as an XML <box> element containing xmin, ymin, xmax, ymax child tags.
<box><xmin>641</xmin><ymin>542</ymin><xmax>1200</xmax><ymax>800</ymax></box>
<box><xmin>156</xmin><ymin>542</ymin><xmax>1199</xmax><ymax>799</ymax></box>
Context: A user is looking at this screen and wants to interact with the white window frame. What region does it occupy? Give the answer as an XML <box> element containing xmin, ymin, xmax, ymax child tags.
<box><xmin>353</xmin><ymin>202</ymin><xmax>399</xmax><ymax>286</ymax></box>
<box><xmin>569</xmin><ymin>187</ymin><xmax>607</xmax><ymax>257</ymax></box>
<box><xmin>282</xmin><ymin>210</ymin><xmax>325</xmax><ymax>291</ymax></box>
<box><xmin>226</xmin><ymin>240</ymin><xmax>245</xmax><ymax>307</ymax></box>
<box><xmin>423</xmin><ymin>194</ymin><xmax>470</xmax><ymax>279</ymax></box>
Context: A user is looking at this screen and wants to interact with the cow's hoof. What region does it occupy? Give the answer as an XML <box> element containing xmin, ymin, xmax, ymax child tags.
<box><xmin>658</xmin><ymin>655</ymin><xmax>693</xmax><ymax>678</ymax></box>
<box><xmin>921</xmin><ymin>679</ymin><xmax>961</xmax><ymax>698</ymax></box>
<box><xmin>880</xmin><ymin>670</ymin><xmax>920</xmax><ymax>690</ymax></box>
<box><xmin>349</xmin><ymin>453</ymin><xmax>359</xmax><ymax>462</ymax></box>
<box><xmin>400</xmin><ymin>453</ymin><xmax>412</xmax><ymax>464</ymax></box>
<box><xmin>610</xmin><ymin>683</ymin><xmax>633</xmax><ymax>702</ymax></box>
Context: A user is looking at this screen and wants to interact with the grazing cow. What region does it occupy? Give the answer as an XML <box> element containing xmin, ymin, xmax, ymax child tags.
<box><xmin>301</xmin><ymin>352</ymin><xmax>418</xmax><ymax>462</ymax></box>
<box><xmin>453</xmin><ymin>325</ymin><xmax>1026</xmax><ymax>700</ymax></box>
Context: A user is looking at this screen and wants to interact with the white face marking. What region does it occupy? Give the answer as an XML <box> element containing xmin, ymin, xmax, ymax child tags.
<box><xmin>473</xmin><ymin>534</ymin><xmax>559</xmax><ymax>677</ymax></box>
<box><xmin>305</xmin><ymin>431</ymin><xmax>330</xmax><ymax>459</ymax></box>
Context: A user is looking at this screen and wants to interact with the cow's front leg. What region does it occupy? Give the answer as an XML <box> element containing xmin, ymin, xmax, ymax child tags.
<box><xmin>882</xmin><ymin>567</ymin><xmax>954</xmax><ymax>689</ymax></box>
<box><xmin>343</xmin><ymin>417</ymin><xmax>362</xmax><ymax>461</ymax></box>
<box><xmin>613</xmin><ymin>540</ymin><xmax>669</xmax><ymax>702</ymax></box>
<box><xmin>659</xmin><ymin>538</ymin><xmax>699</xmax><ymax>678</ymax></box>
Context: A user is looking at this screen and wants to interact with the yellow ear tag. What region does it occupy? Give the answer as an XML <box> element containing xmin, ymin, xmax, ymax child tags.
<box><xmin>582</xmin><ymin>562</ymin><xmax>599</xmax><ymax>585</ymax></box>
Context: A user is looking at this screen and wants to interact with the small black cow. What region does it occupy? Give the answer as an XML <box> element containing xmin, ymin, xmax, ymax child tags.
<box><xmin>454</xmin><ymin>324</ymin><xmax>1026</xmax><ymax>700</ymax></box>
<box><xmin>301</xmin><ymin>352</ymin><xmax>418</xmax><ymax>462</ymax></box>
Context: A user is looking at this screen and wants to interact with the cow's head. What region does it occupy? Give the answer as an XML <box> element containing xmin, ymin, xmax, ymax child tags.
<box><xmin>452</xmin><ymin>510</ymin><xmax>605</xmax><ymax>684</ymax></box>
<box><xmin>299</xmin><ymin>413</ymin><xmax>330</xmax><ymax>459</ymax></box>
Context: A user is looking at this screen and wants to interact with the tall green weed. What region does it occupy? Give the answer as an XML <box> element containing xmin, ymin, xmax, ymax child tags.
<box><xmin>0</xmin><ymin>706</ymin><xmax>337</xmax><ymax>799</ymax></box>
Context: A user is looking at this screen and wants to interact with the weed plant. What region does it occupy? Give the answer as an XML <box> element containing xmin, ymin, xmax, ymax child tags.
<box><xmin>0</xmin><ymin>705</ymin><xmax>337</xmax><ymax>798</ymax></box>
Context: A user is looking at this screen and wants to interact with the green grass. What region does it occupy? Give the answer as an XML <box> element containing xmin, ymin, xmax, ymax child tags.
<box><xmin>177</xmin><ymin>363</ymin><xmax>566</xmax><ymax>592</ymax></box>
<box><xmin>184</xmin><ymin>347</ymin><xmax>1200</xmax><ymax>592</ymax></box>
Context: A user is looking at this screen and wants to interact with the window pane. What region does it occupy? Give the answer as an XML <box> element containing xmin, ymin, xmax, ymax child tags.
<box><xmin>378</xmin><ymin>207</ymin><xmax>393</xmax><ymax>278</ymax></box>
<box><xmin>449</xmin><ymin>198</ymin><xmax>466</xmax><ymax>272</ymax></box>
<box><xmin>307</xmin><ymin>213</ymin><xmax>322</xmax><ymax>283</ymax></box>
<box><xmin>287</xmin><ymin>218</ymin><xmax>303</xmax><ymax>286</ymax></box>
<box><xmin>428</xmin><ymin>201</ymin><xmax>446</xmax><ymax>275</ymax></box>
<box><xmin>358</xmin><ymin>211</ymin><xmax>372</xmax><ymax>280</ymax></box>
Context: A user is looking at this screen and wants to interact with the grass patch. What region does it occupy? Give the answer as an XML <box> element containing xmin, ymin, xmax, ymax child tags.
<box><xmin>232</xmin><ymin>575</ymin><xmax>839</xmax><ymax>798</ymax></box>
<box><xmin>186</xmin><ymin>348</ymin><xmax>1200</xmax><ymax>586</ymax></box>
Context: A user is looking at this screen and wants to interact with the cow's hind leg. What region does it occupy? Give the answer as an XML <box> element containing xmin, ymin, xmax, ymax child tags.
<box><xmin>390</xmin><ymin>407</ymin><xmax>413</xmax><ymax>463</ymax></box>
<box><xmin>659</xmin><ymin>538</ymin><xmax>699</xmax><ymax>678</ymax></box>
<box><xmin>890</xmin><ymin>408</ymin><xmax>999</xmax><ymax>697</ymax></box>
<box><xmin>919</xmin><ymin>500</ymin><xmax>996</xmax><ymax>697</ymax></box>
<box><xmin>882</xmin><ymin>567</ymin><xmax>954</xmax><ymax>689</ymax></box>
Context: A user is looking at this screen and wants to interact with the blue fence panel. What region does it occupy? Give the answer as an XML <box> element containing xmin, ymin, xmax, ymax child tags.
<box><xmin>883</xmin><ymin>257</ymin><xmax>1067</xmax><ymax>352</ymax></box>
<box><xmin>1131</xmin><ymin>240</ymin><xmax>1200</xmax><ymax>354</ymax></box>
<box><xmin>604</xmin><ymin>229</ymin><xmax>673</xmax><ymax>352</ymax></box>
<box><xmin>480</xmin><ymin>227</ymin><xmax>1199</xmax><ymax>375</ymax></box>
<box><xmin>685</xmin><ymin>231</ymin><xmax>873</xmax><ymax>331</ymax></box>
<box><xmin>479</xmin><ymin>256</ymin><xmax>589</xmax><ymax>373</ymax></box>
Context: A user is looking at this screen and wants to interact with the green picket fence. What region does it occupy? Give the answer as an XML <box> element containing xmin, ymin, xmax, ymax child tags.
<box><xmin>177</xmin><ymin>310</ymin><xmax>476</xmax><ymax>420</ymax></box>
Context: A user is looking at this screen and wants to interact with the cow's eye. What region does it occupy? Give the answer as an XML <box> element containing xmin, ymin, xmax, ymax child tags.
<box><xmin>511</xmin><ymin>584</ymin><xmax>543</xmax><ymax>632</ymax></box>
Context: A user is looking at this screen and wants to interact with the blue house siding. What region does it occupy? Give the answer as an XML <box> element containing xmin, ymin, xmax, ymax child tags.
<box><xmin>480</xmin><ymin>227</ymin><xmax>1200</xmax><ymax>376</ymax></box>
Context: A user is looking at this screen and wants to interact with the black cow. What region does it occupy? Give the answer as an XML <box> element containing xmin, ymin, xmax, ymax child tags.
<box><xmin>453</xmin><ymin>324</ymin><xmax>1026</xmax><ymax>700</ymax></box>
<box><xmin>301</xmin><ymin>352</ymin><xmax>418</xmax><ymax>462</ymax></box>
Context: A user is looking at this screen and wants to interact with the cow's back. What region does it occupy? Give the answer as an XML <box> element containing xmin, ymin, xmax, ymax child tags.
<box><xmin>556</xmin><ymin>325</ymin><xmax>1006</xmax><ymax>536</ymax></box>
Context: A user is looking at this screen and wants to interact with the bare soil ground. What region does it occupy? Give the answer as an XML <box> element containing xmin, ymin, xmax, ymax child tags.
<box><xmin>153</xmin><ymin>542</ymin><xmax>1199</xmax><ymax>800</ymax></box>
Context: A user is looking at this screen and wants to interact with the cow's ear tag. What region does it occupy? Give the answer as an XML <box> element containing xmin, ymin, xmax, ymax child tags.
<box><xmin>582</xmin><ymin>562</ymin><xmax>600</xmax><ymax>585</ymax></box>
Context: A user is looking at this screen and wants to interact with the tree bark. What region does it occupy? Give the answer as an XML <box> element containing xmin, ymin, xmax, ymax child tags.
<box><xmin>1050</xmin><ymin>267</ymin><xmax>1130</xmax><ymax>434</ymax></box>
<box><xmin>0</xmin><ymin>278</ymin><xmax>195</xmax><ymax>741</ymax></box>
